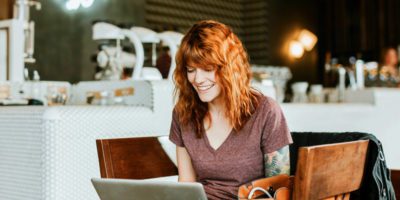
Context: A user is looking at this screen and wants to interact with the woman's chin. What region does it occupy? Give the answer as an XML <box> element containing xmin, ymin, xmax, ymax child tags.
<box><xmin>198</xmin><ymin>96</ymin><xmax>213</xmax><ymax>103</ymax></box>
<box><xmin>197</xmin><ymin>93</ymin><xmax>214</xmax><ymax>102</ymax></box>
<box><xmin>197</xmin><ymin>93</ymin><xmax>222</xmax><ymax>103</ymax></box>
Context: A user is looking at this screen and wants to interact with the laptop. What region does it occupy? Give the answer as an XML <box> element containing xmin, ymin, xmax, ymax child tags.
<box><xmin>91</xmin><ymin>177</ymin><xmax>208</xmax><ymax>200</ymax></box>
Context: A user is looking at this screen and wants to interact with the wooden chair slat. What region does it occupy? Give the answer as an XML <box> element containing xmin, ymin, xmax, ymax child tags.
<box><xmin>293</xmin><ymin>140</ymin><xmax>369</xmax><ymax>200</ymax></box>
<box><xmin>96</xmin><ymin>137</ymin><xmax>178</xmax><ymax>179</ymax></box>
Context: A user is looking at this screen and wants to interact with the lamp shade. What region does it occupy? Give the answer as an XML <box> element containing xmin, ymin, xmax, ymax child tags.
<box><xmin>298</xmin><ymin>29</ymin><xmax>317</xmax><ymax>51</ymax></box>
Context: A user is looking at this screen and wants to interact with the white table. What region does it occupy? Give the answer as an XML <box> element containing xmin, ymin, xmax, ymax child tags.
<box><xmin>282</xmin><ymin>88</ymin><xmax>400</xmax><ymax>169</ymax></box>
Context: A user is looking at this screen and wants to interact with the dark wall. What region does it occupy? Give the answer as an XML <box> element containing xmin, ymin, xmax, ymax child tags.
<box><xmin>31</xmin><ymin>0</ymin><xmax>147</xmax><ymax>82</ymax></box>
<box><xmin>268</xmin><ymin>0</ymin><xmax>319</xmax><ymax>84</ymax></box>
<box><xmin>30</xmin><ymin>0</ymin><xmax>319</xmax><ymax>83</ymax></box>
<box><xmin>145</xmin><ymin>0</ymin><xmax>270</xmax><ymax>64</ymax></box>
<box><xmin>317</xmin><ymin>0</ymin><xmax>400</xmax><ymax>86</ymax></box>
<box><xmin>319</xmin><ymin>0</ymin><xmax>400</xmax><ymax>63</ymax></box>
<box><xmin>242</xmin><ymin>0</ymin><xmax>270</xmax><ymax>64</ymax></box>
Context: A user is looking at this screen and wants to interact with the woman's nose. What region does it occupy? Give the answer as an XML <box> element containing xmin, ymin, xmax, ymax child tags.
<box><xmin>194</xmin><ymin>70</ymin><xmax>206</xmax><ymax>84</ymax></box>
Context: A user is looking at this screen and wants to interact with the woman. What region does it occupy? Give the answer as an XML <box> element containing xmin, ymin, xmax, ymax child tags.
<box><xmin>380</xmin><ymin>47</ymin><xmax>400</xmax><ymax>87</ymax></box>
<box><xmin>169</xmin><ymin>20</ymin><xmax>292</xmax><ymax>200</ymax></box>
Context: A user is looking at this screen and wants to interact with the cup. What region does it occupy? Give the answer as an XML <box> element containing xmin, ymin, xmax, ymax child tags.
<box><xmin>291</xmin><ymin>82</ymin><xmax>309</xmax><ymax>103</ymax></box>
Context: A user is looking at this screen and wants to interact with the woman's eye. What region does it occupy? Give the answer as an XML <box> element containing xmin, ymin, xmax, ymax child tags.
<box><xmin>187</xmin><ymin>68</ymin><xmax>195</xmax><ymax>73</ymax></box>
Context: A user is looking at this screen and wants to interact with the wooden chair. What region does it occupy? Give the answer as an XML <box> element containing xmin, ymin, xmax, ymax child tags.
<box><xmin>293</xmin><ymin>140</ymin><xmax>369</xmax><ymax>200</ymax></box>
<box><xmin>95</xmin><ymin>136</ymin><xmax>371</xmax><ymax>200</ymax></box>
<box><xmin>96</xmin><ymin>137</ymin><xmax>178</xmax><ymax>179</ymax></box>
<box><xmin>391</xmin><ymin>169</ymin><xmax>400</xmax><ymax>200</ymax></box>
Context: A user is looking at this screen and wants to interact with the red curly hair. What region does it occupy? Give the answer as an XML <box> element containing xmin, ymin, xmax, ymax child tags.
<box><xmin>173</xmin><ymin>20</ymin><xmax>260</xmax><ymax>138</ymax></box>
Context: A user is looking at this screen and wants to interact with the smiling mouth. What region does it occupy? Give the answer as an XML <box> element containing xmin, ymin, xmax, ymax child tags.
<box><xmin>197</xmin><ymin>84</ymin><xmax>215</xmax><ymax>92</ymax></box>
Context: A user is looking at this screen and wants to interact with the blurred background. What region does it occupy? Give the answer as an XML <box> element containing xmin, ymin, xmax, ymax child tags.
<box><xmin>1</xmin><ymin>0</ymin><xmax>398</xmax><ymax>85</ymax></box>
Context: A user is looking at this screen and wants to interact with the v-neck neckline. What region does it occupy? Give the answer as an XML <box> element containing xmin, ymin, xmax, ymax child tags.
<box><xmin>203</xmin><ymin>128</ymin><xmax>235</xmax><ymax>153</ymax></box>
<box><xmin>200</xmin><ymin>95</ymin><xmax>266</xmax><ymax>153</ymax></box>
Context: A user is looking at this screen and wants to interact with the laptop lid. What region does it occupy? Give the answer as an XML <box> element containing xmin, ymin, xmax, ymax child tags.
<box><xmin>91</xmin><ymin>178</ymin><xmax>207</xmax><ymax>200</ymax></box>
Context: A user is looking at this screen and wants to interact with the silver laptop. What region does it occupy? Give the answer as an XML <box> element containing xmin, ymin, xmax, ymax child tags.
<box><xmin>91</xmin><ymin>178</ymin><xmax>208</xmax><ymax>200</ymax></box>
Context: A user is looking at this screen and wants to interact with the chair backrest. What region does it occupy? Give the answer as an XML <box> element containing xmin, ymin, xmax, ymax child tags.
<box><xmin>293</xmin><ymin>140</ymin><xmax>369</xmax><ymax>200</ymax></box>
<box><xmin>96</xmin><ymin>137</ymin><xmax>178</xmax><ymax>179</ymax></box>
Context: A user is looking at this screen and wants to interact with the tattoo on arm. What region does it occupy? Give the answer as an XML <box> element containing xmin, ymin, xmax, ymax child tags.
<box><xmin>264</xmin><ymin>145</ymin><xmax>290</xmax><ymax>177</ymax></box>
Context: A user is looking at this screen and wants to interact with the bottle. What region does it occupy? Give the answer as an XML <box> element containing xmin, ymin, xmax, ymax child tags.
<box><xmin>19</xmin><ymin>68</ymin><xmax>30</xmax><ymax>99</ymax></box>
<box><xmin>338</xmin><ymin>67</ymin><xmax>346</xmax><ymax>102</ymax></box>
<box><xmin>324</xmin><ymin>52</ymin><xmax>332</xmax><ymax>87</ymax></box>
<box><xmin>31</xmin><ymin>70</ymin><xmax>41</xmax><ymax>100</ymax></box>
<box><xmin>355</xmin><ymin>60</ymin><xmax>365</xmax><ymax>89</ymax></box>
<box><xmin>309</xmin><ymin>84</ymin><xmax>324</xmax><ymax>103</ymax></box>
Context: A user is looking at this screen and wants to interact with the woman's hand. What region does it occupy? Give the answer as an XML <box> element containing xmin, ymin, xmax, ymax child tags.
<box><xmin>264</xmin><ymin>145</ymin><xmax>290</xmax><ymax>177</ymax></box>
<box><xmin>176</xmin><ymin>146</ymin><xmax>197</xmax><ymax>182</ymax></box>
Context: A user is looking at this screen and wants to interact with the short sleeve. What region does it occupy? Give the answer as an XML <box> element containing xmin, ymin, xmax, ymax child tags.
<box><xmin>261</xmin><ymin>98</ymin><xmax>293</xmax><ymax>154</ymax></box>
<box><xmin>169</xmin><ymin>109</ymin><xmax>185</xmax><ymax>147</ymax></box>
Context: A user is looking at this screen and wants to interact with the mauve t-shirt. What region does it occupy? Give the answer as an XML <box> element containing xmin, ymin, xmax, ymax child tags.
<box><xmin>169</xmin><ymin>95</ymin><xmax>292</xmax><ymax>200</ymax></box>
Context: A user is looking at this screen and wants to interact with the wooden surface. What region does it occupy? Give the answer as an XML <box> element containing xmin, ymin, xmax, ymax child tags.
<box><xmin>96</xmin><ymin>137</ymin><xmax>178</xmax><ymax>179</ymax></box>
<box><xmin>0</xmin><ymin>0</ymin><xmax>13</xmax><ymax>20</ymax></box>
<box><xmin>293</xmin><ymin>140</ymin><xmax>369</xmax><ymax>200</ymax></box>
<box><xmin>392</xmin><ymin>169</ymin><xmax>400</xmax><ymax>200</ymax></box>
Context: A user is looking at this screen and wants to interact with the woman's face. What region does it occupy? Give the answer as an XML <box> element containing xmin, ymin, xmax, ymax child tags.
<box><xmin>187</xmin><ymin>66</ymin><xmax>222</xmax><ymax>103</ymax></box>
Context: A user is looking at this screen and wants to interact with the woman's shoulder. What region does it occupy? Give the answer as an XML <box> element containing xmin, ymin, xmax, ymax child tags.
<box><xmin>256</xmin><ymin>94</ymin><xmax>280</xmax><ymax>112</ymax></box>
<box><xmin>256</xmin><ymin>94</ymin><xmax>282</xmax><ymax>119</ymax></box>
<box><xmin>172</xmin><ymin>106</ymin><xmax>181</xmax><ymax>121</ymax></box>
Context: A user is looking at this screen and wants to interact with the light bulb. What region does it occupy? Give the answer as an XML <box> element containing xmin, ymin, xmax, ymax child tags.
<box><xmin>289</xmin><ymin>41</ymin><xmax>304</xmax><ymax>58</ymax></box>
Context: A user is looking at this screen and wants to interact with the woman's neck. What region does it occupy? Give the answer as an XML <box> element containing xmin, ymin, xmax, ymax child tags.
<box><xmin>208</xmin><ymin>97</ymin><xmax>225</xmax><ymax>115</ymax></box>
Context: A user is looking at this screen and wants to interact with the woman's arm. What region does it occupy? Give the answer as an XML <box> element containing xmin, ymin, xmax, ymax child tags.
<box><xmin>176</xmin><ymin>146</ymin><xmax>197</xmax><ymax>182</ymax></box>
<box><xmin>264</xmin><ymin>145</ymin><xmax>290</xmax><ymax>177</ymax></box>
